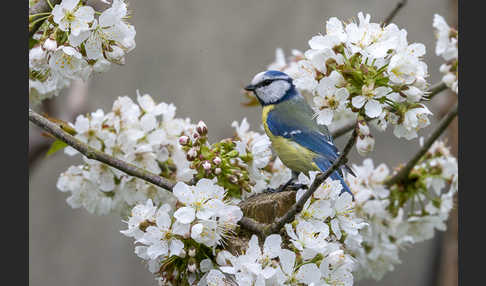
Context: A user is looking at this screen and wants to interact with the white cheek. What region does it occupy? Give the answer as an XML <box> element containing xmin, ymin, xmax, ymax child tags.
<box><xmin>257</xmin><ymin>81</ymin><xmax>291</xmax><ymax>103</ymax></box>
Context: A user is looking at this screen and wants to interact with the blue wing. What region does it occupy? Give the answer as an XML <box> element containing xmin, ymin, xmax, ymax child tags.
<box><xmin>266</xmin><ymin>108</ymin><xmax>340</xmax><ymax>163</ymax></box>
<box><xmin>266</xmin><ymin>104</ymin><xmax>353</xmax><ymax>197</ymax></box>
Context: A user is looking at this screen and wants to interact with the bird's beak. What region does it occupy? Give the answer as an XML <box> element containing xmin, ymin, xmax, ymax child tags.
<box><xmin>244</xmin><ymin>84</ymin><xmax>256</xmax><ymax>92</ymax></box>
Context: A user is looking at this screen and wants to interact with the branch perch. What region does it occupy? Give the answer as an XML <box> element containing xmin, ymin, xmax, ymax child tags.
<box><xmin>385</xmin><ymin>102</ymin><xmax>458</xmax><ymax>187</ymax></box>
<box><xmin>262</xmin><ymin>127</ymin><xmax>358</xmax><ymax>237</ymax></box>
<box><xmin>29</xmin><ymin>108</ymin><xmax>176</xmax><ymax>191</ymax></box>
<box><xmin>383</xmin><ymin>0</ymin><xmax>408</xmax><ymax>25</ymax></box>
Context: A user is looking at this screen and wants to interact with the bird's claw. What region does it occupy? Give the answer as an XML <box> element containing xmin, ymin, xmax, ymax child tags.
<box><xmin>284</xmin><ymin>183</ymin><xmax>308</xmax><ymax>191</ymax></box>
<box><xmin>262</xmin><ymin>187</ymin><xmax>278</xmax><ymax>194</ymax></box>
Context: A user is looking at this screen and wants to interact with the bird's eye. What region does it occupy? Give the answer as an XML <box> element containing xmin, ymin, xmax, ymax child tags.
<box><xmin>261</xmin><ymin>79</ymin><xmax>273</xmax><ymax>86</ymax></box>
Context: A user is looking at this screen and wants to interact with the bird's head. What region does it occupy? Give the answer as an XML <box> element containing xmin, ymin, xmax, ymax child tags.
<box><xmin>244</xmin><ymin>70</ymin><xmax>295</xmax><ymax>106</ymax></box>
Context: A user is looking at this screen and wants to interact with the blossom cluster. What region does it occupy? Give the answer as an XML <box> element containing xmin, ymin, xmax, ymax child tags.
<box><xmin>47</xmin><ymin>10</ymin><xmax>460</xmax><ymax>285</ymax></box>
<box><xmin>57</xmin><ymin>92</ymin><xmax>195</xmax><ymax>215</ymax></box>
<box><xmin>195</xmin><ymin>175</ymin><xmax>366</xmax><ymax>286</ymax></box>
<box><xmin>433</xmin><ymin>14</ymin><xmax>458</xmax><ymax>94</ymax></box>
<box><xmin>347</xmin><ymin>140</ymin><xmax>458</xmax><ymax>280</ymax></box>
<box><xmin>231</xmin><ymin>118</ymin><xmax>292</xmax><ymax>196</ymax></box>
<box><xmin>54</xmin><ymin>90</ymin><xmax>458</xmax><ymax>284</ymax></box>
<box><xmin>179</xmin><ymin>120</ymin><xmax>255</xmax><ymax>199</ymax></box>
<box><xmin>267</xmin><ymin>12</ymin><xmax>433</xmax><ymax>145</ymax></box>
<box><xmin>29</xmin><ymin>0</ymin><xmax>136</xmax><ymax>105</ymax></box>
<box><xmin>121</xmin><ymin>179</ymin><xmax>243</xmax><ymax>285</ymax></box>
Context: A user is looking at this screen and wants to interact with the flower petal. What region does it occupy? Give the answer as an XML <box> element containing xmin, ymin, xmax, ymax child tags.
<box><xmin>173</xmin><ymin>206</ymin><xmax>195</xmax><ymax>224</ymax></box>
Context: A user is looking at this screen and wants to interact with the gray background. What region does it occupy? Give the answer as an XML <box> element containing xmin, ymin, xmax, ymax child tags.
<box><xmin>29</xmin><ymin>0</ymin><xmax>456</xmax><ymax>285</ymax></box>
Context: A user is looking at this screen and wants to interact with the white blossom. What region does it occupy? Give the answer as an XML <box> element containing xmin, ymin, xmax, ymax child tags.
<box><xmin>52</xmin><ymin>0</ymin><xmax>94</xmax><ymax>36</ymax></box>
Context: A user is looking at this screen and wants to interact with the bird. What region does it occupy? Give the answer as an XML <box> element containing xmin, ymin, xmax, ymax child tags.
<box><xmin>244</xmin><ymin>70</ymin><xmax>354</xmax><ymax>197</ymax></box>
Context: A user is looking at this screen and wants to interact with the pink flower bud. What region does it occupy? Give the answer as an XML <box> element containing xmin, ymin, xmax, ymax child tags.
<box><xmin>188</xmin><ymin>247</ymin><xmax>196</xmax><ymax>257</ymax></box>
<box><xmin>212</xmin><ymin>157</ymin><xmax>222</xmax><ymax>165</ymax></box>
<box><xmin>228</xmin><ymin>175</ymin><xmax>238</xmax><ymax>184</ymax></box>
<box><xmin>192</xmin><ymin>133</ymin><xmax>200</xmax><ymax>140</ymax></box>
<box><xmin>202</xmin><ymin>161</ymin><xmax>211</xmax><ymax>170</ymax></box>
<box><xmin>188</xmin><ymin>263</ymin><xmax>197</xmax><ymax>273</ymax></box>
<box><xmin>214</xmin><ymin>168</ymin><xmax>222</xmax><ymax>175</ymax></box>
<box><xmin>186</xmin><ymin>147</ymin><xmax>198</xmax><ymax>161</ymax></box>
<box><xmin>179</xmin><ymin>135</ymin><xmax>189</xmax><ymax>146</ymax></box>
<box><xmin>196</xmin><ymin>120</ymin><xmax>208</xmax><ymax>135</ymax></box>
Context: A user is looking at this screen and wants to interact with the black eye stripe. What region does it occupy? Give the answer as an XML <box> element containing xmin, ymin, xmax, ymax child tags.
<box><xmin>256</xmin><ymin>80</ymin><xmax>273</xmax><ymax>88</ymax></box>
<box><xmin>255</xmin><ymin>78</ymin><xmax>290</xmax><ymax>88</ymax></box>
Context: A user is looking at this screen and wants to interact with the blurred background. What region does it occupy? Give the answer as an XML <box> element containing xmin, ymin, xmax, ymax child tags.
<box><xmin>29</xmin><ymin>0</ymin><xmax>458</xmax><ymax>285</ymax></box>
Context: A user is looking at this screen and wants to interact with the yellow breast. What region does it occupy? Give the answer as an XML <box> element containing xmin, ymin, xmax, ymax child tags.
<box><xmin>262</xmin><ymin>105</ymin><xmax>319</xmax><ymax>174</ymax></box>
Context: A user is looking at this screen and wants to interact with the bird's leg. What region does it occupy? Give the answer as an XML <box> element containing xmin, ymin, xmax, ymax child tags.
<box><xmin>276</xmin><ymin>176</ymin><xmax>295</xmax><ymax>192</ymax></box>
<box><xmin>277</xmin><ymin>171</ymin><xmax>308</xmax><ymax>192</ymax></box>
<box><xmin>262</xmin><ymin>172</ymin><xmax>308</xmax><ymax>193</ymax></box>
<box><xmin>262</xmin><ymin>173</ymin><xmax>296</xmax><ymax>193</ymax></box>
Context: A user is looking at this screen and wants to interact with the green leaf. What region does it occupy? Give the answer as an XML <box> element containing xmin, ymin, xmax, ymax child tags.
<box><xmin>45</xmin><ymin>139</ymin><xmax>68</xmax><ymax>157</ymax></box>
<box><xmin>29</xmin><ymin>38</ymin><xmax>39</xmax><ymax>49</ymax></box>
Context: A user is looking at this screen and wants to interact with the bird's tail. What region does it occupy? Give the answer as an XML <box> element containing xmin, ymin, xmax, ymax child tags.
<box><xmin>313</xmin><ymin>158</ymin><xmax>355</xmax><ymax>199</ymax></box>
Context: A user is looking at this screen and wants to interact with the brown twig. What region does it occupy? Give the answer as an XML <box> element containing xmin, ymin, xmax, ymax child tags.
<box><xmin>28</xmin><ymin>108</ymin><xmax>176</xmax><ymax>191</ymax></box>
<box><xmin>29</xmin><ymin>80</ymin><xmax>90</xmax><ymax>171</ymax></box>
<box><xmin>333</xmin><ymin>81</ymin><xmax>448</xmax><ymax>138</ymax></box>
<box><xmin>262</xmin><ymin>126</ymin><xmax>358</xmax><ymax>236</ymax></box>
<box><xmin>383</xmin><ymin>0</ymin><xmax>408</xmax><ymax>25</ymax></box>
<box><xmin>384</xmin><ymin>102</ymin><xmax>458</xmax><ymax>187</ymax></box>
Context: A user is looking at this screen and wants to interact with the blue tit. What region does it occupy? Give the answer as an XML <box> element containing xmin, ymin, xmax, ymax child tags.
<box><xmin>244</xmin><ymin>70</ymin><xmax>354</xmax><ymax>196</ymax></box>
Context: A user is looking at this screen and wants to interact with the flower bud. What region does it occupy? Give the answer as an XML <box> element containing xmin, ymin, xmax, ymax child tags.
<box><xmin>356</xmin><ymin>135</ymin><xmax>375</xmax><ymax>156</ymax></box>
<box><xmin>212</xmin><ymin>157</ymin><xmax>222</xmax><ymax>165</ymax></box>
<box><xmin>196</xmin><ymin>120</ymin><xmax>208</xmax><ymax>136</ymax></box>
<box><xmin>192</xmin><ymin>132</ymin><xmax>200</xmax><ymax>140</ymax></box>
<box><xmin>43</xmin><ymin>38</ymin><xmax>57</xmax><ymax>51</ymax></box>
<box><xmin>439</xmin><ymin>63</ymin><xmax>450</xmax><ymax>73</ymax></box>
<box><xmin>442</xmin><ymin>73</ymin><xmax>456</xmax><ymax>86</ymax></box>
<box><xmin>186</xmin><ymin>147</ymin><xmax>198</xmax><ymax>161</ymax></box>
<box><xmin>179</xmin><ymin>249</ymin><xmax>186</xmax><ymax>258</ymax></box>
<box><xmin>202</xmin><ymin>161</ymin><xmax>211</xmax><ymax>170</ymax></box>
<box><xmin>227</xmin><ymin>150</ymin><xmax>239</xmax><ymax>158</ymax></box>
<box><xmin>214</xmin><ymin>167</ymin><xmax>222</xmax><ymax>175</ymax></box>
<box><xmin>228</xmin><ymin>175</ymin><xmax>238</xmax><ymax>184</ymax></box>
<box><xmin>357</xmin><ymin>120</ymin><xmax>370</xmax><ymax>136</ymax></box>
<box><xmin>188</xmin><ymin>262</ymin><xmax>197</xmax><ymax>273</ymax></box>
<box><xmin>106</xmin><ymin>45</ymin><xmax>125</xmax><ymax>64</ymax></box>
<box><xmin>179</xmin><ymin>135</ymin><xmax>189</xmax><ymax>146</ymax></box>
<box><xmin>188</xmin><ymin>247</ymin><xmax>197</xmax><ymax>257</ymax></box>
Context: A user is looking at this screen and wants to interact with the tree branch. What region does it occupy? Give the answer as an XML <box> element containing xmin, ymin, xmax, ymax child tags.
<box><xmin>237</xmin><ymin>217</ymin><xmax>266</xmax><ymax>237</ymax></box>
<box><xmin>385</xmin><ymin>102</ymin><xmax>458</xmax><ymax>187</ymax></box>
<box><xmin>425</xmin><ymin>82</ymin><xmax>448</xmax><ymax>100</ymax></box>
<box><xmin>333</xmin><ymin>81</ymin><xmax>448</xmax><ymax>138</ymax></box>
<box><xmin>262</xmin><ymin>126</ymin><xmax>358</xmax><ymax>236</ymax></box>
<box><xmin>332</xmin><ymin>121</ymin><xmax>363</xmax><ymax>138</ymax></box>
<box><xmin>29</xmin><ymin>0</ymin><xmax>61</xmax><ymax>38</ymax></box>
<box><xmin>28</xmin><ymin>108</ymin><xmax>176</xmax><ymax>191</ymax></box>
<box><xmin>383</xmin><ymin>0</ymin><xmax>408</xmax><ymax>25</ymax></box>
